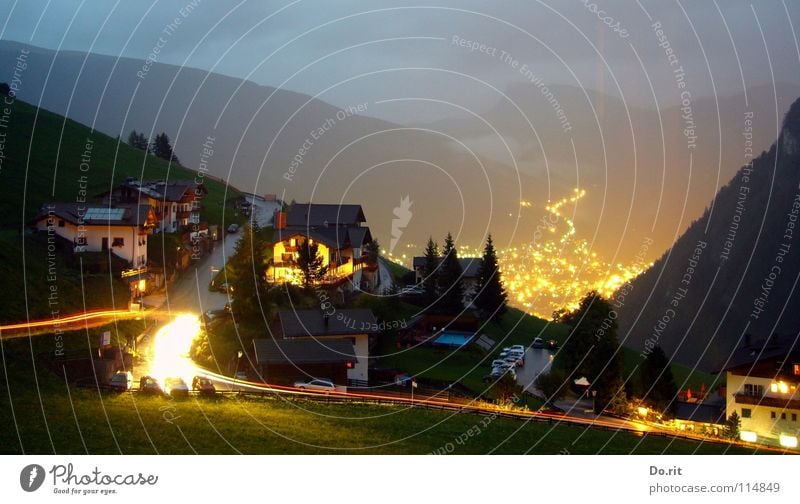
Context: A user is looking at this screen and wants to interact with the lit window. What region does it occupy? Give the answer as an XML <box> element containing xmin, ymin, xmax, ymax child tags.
<box><xmin>794</xmin><ymin>363</ymin><xmax>800</xmax><ymax>376</ymax></box>
<box><xmin>772</xmin><ymin>381</ymin><xmax>790</xmax><ymax>394</ymax></box>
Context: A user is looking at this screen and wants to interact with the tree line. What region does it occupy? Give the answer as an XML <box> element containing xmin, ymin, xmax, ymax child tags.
<box><xmin>421</xmin><ymin>232</ymin><xmax>508</xmax><ymax>321</ymax></box>
<box><xmin>127</xmin><ymin>129</ymin><xmax>180</xmax><ymax>165</ymax></box>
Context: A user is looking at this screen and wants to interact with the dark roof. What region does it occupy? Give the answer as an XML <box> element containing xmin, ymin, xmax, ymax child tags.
<box><xmin>277</xmin><ymin>309</ymin><xmax>378</xmax><ymax>338</ymax></box>
<box><xmin>717</xmin><ymin>335</ymin><xmax>800</xmax><ymax>373</ymax></box>
<box><xmin>347</xmin><ymin>227</ymin><xmax>372</xmax><ymax>248</ymax></box>
<box><xmin>35</xmin><ymin>203</ymin><xmax>154</xmax><ymax>227</ymax></box>
<box><xmin>673</xmin><ymin>400</ymin><xmax>726</xmax><ymax>424</ymax></box>
<box><xmin>412</xmin><ymin>256</ymin><xmax>482</xmax><ymax>278</ymax></box>
<box><xmin>459</xmin><ymin>257</ymin><xmax>482</xmax><ymax>278</ymax></box>
<box><xmin>253</xmin><ymin>338</ymin><xmax>355</xmax><ymax>365</ymax></box>
<box><xmin>286</xmin><ymin>203</ymin><xmax>366</xmax><ymax>227</ymax></box>
<box><xmin>118</xmin><ymin>179</ymin><xmax>206</xmax><ymax>202</ymax></box>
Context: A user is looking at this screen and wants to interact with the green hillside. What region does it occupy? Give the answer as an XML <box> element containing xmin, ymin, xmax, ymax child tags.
<box><xmin>0</xmin><ymin>98</ymin><xmax>238</xmax><ymax>229</ymax></box>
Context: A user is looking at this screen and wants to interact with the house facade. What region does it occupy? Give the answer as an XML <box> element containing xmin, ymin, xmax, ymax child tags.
<box><xmin>267</xmin><ymin>203</ymin><xmax>372</xmax><ymax>285</ymax></box>
<box><xmin>261</xmin><ymin>308</ymin><xmax>378</xmax><ymax>386</ymax></box>
<box><xmin>102</xmin><ymin>178</ymin><xmax>206</xmax><ymax>234</ymax></box>
<box><xmin>33</xmin><ymin>202</ymin><xmax>157</xmax><ymax>267</ymax></box>
<box><xmin>412</xmin><ymin>256</ymin><xmax>483</xmax><ymax>305</ymax></box>
<box><xmin>721</xmin><ymin>336</ymin><xmax>800</xmax><ymax>448</ymax></box>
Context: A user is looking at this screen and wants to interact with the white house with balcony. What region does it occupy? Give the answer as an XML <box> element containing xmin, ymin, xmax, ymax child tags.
<box><xmin>32</xmin><ymin>202</ymin><xmax>157</xmax><ymax>267</ymax></box>
<box><xmin>720</xmin><ymin>335</ymin><xmax>800</xmax><ymax>449</ymax></box>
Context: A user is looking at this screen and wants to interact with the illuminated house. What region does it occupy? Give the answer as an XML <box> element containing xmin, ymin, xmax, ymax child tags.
<box><xmin>32</xmin><ymin>202</ymin><xmax>157</xmax><ymax>267</ymax></box>
<box><xmin>101</xmin><ymin>178</ymin><xmax>207</xmax><ymax>234</ymax></box>
<box><xmin>720</xmin><ymin>335</ymin><xmax>800</xmax><ymax>448</ymax></box>
<box><xmin>253</xmin><ymin>308</ymin><xmax>378</xmax><ymax>386</ymax></box>
<box><xmin>267</xmin><ymin>203</ymin><xmax>372</xmax><ymax>285</ymax></box>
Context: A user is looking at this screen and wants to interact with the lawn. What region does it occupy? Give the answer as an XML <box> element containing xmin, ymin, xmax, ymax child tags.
<box><xmin>0</xmin><ymin>98</ymin><xmax>240</xmax><ymax>230</ymax></box>
<box><xmin>0</xmin><ymin>349</ymin><xmax>753</xmax><ymax>455</ymax></box>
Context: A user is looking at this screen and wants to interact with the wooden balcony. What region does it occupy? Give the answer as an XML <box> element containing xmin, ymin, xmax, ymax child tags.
<box><xmin>734</xmin><ymin>393</ymin><xmax>800</xmax><ymax>410</ymax></box>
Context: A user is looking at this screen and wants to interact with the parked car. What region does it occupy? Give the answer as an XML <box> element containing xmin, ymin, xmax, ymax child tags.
<box><xmin>211</xmin><ymin>282</ymin><xmax>233</xmax><ymax>293</ymax></box>
<box><xmin>109</xmin><ymin>371</ymin><xmax>133</xmax><ymax>391</ymax></box>
<box><xmin>202</xmin><ymin>308</ymin><xmax>230</xmax><ymax>324</ymax></box>
<box><xmin>508</xmin><ymin>344</ymin><xmax>526</xmax><ymax>354</ymax></box>
<box><xmin>293</xmin><ymin>378</ymin><xmax>336</xmax><ymax>392</ymax></box>
<box><xmin>532</xmin><ymin>337</ymin><xmax>546</xmax><ymax>348</ymax></box>
<box><xmin>490</xmin><ymin>366</ymin><xmax>516</xmax><ymax>379</ymax></box>
<box><xmin>165</xmin><ymin>377</ymin><xmax>189</xmax><ymax>398</ymax></box>
<box><xmin>227</xmin><ymin>223</ymin><xmax>239</xmax><ymax>233</ymax></box>
<box><xmin>192</xmin><ymin>376</ymin><xmax>216</xmax><ymax>396</ymax></box>
<box><xmin>138</xmin><ymin>375</ymin><xmax>163</xmax><ymax>395</ymax></box>
<box><xmin>400</xmin><ymin>285</ymin><xmax>424</xmax><ymax>296</ymax></box>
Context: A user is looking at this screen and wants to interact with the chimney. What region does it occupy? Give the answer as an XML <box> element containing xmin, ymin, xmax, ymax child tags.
<box><xmin>274</xmin><ymin>210</ymin><xmax>286</xmax><ymax>230</ymax></box>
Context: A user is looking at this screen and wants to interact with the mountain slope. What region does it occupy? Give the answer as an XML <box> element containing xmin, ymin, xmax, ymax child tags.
<box><xmin>617</xmin><ymin>97</ymin><xmax>800</xmax><ymax>371</ymax></box>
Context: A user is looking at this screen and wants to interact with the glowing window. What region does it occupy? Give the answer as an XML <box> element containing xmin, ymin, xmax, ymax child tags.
<box><xmin>794</xmin><ymin>363</ymin><xmax>800</xmax><ymax>376</ymax></box>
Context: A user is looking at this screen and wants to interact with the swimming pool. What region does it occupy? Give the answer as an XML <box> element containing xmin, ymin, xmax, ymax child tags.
<box><xmin>432</xmin><ymin>330</ymin><xmax>475</xmax><ymax>348</ymax></box>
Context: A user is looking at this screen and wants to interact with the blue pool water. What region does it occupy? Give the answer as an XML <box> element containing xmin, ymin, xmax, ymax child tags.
<box><xmin>433</xmin><ymin>331</ymin><xmax>474</xmax><ymax>348</ymax></box>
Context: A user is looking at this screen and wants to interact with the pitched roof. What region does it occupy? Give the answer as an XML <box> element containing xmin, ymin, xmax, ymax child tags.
<box><xmin>286</xmin><ymin>203</ymin><xmax>366</xmax><ymax>227</ymax></box>
<box><xmin>118</xmin><ymin>179</ymin><xmax>206</xmax><ymax>202</ymax></box>
<box><xmin>717</xmin><ymin>335</ymin><xmax>800</xmax><ymax>373</ymax></box>
<box><xmin>35</xmin><ymin>203</ymin><xmax>155</xmax><ymax>227</ymax></box>
<box><xmin>252</xmin><ymin>338</ymin><xmax>356</xmax><ymax>365</ymax></box>
<box><xmin>277</xmin><ymin>309</ymin><xmax>378</xmax><ymax>338</ymax></box>
<box><xmin>347</xmin><ymin>227</ymin><xmax>372</xmax><ymax>248</ymax></box>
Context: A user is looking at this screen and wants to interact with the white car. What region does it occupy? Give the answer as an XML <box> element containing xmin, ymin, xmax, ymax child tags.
<box><xmin>294</xmin><ymin>378</ymin><xmax>336</xmax><ymax>392</ymax></box>
<box><xmin>109</xmin><ymin>371</ymin><xmax>133</xmax><ymax>391</ymax></box>
<box><xmin>164</xmin><ymin>377</ymin><xmax>189</xmax><ymax>398</ymax></box>
<box><xmin>508</xmin><ymin>345</ymin><xmax>526</xmax><ymax>354</ymax></box>
<box><xmin>491</xmin><ymin>367</ymin><xmax>516</xmax><ymax>379</ymax></box>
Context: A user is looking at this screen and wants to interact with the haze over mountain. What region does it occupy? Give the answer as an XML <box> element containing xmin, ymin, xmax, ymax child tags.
<box><xmin>617</xmin><ymin>97</ymin><xmax>800</xmax><ymax>372</ymax></box>
<box><xmin>3</xmin><ymin>39</ymin><xmax>798</xmax><ymax>264</ymax></box>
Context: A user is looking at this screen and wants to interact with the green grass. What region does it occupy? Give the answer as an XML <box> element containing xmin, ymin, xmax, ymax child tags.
<box><xmin>0</xmin><ymin>233</ymin><xmax>131</xmax><ymax>322</ymax></box>
<box><xmin>0</xmin><ymin>98</ymin><xmax>240</xmax><ymax>230</ymax></box>
<box><xmin>383</xmin><ymin>258</ymin><xmax>413</xmax><ymax>284</ymax></box>
<box><xmin>0</xmin><ymin>333</ymin><xmax>754</xmax><ymax>455</ymax></box>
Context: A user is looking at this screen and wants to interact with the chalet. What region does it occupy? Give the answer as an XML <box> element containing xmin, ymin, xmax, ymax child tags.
<box><xmin>412</xmin><ymin>256</ymin><xmax>483</xmax><ymax>304</ymax></box>
<box><xmin>719</xmin><ymin>335</ymin><xmax>800</xmax><ymax>448</ymax></box>
<box><xmin>252</xmin><ymin>308</ymin><xmax>377</xmax><ymax>386</ymax></box>
<box><xmin>268</xmin><ymin>203</ymin><xmax>372</xmax><ymax>285</ymax></box>
<box><xmin>101</xmin><ymin>178</ymin><xmax>207</xmax><ymax>234</ymax></box>
<box><xmin>33</xmin><ymin>202</ymin><xmax>156</xmax><ymax>268</ymax></box>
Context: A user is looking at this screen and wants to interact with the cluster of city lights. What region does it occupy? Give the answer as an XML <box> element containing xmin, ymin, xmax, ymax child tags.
<box><xmin>386</xmin><ymin>189</ymin><xmax>650</xmax><ymax>319</ymax></box>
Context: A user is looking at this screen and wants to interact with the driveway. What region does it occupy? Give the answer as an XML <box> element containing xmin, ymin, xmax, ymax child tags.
<box><xmin>515</xmin><ymin>348</ymin><xmax>555</xmax><ymax>393</ymax></box>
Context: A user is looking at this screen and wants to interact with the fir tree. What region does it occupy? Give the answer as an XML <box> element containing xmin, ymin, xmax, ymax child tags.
<box><xmin>422</xmin><ymin>237</ymin><xmax>439</xmax><ymax>304</ymax></box>
<box><xmin>474</xmin><ymin>234</ymin><xmax>508</xmax><ymax>322</ymax></box>
<box><xmin>436</xmin><ymin>232</ymin><xmax>464</xmax><ymax>314</ymax></box>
